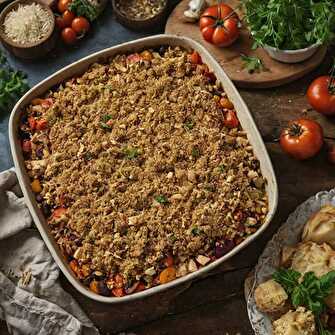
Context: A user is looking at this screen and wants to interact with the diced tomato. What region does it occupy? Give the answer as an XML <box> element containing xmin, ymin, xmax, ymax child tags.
<box><xmin>35</xmin><ymin>119</ymin><xmax>48</xmax><ymax>131</ymax></box>
<box><xmin>127</xmin><ymin>53</ymin><xmax>142</xmax><ymax>63</ymax></box>
<box><xmin>114</xmin><ymin>274</ymin><xmax>124</xmax><ymax>288</ymax></box>
<box><xmin>112</xmin><ymin>287</ymin><xmax>125</xmax><ymax>297</ymax></box>
<box><xmin>22</xmin><ymin>140</ymin><xmax>32</xmax><ymax>153</ymax></box>
<box><xmin>163</xmin><ymin>255</ymin><xmax>174</xmax><ymax>267</ymax></box>
<box><xmin>52</xmin><ymin>207</ymin><xmax>67</xmax><ymax>219</ymax></box>
<box><xmin>188</xmin><ymin>51</ymin><xmax>202</xmax><ymax>65</ymax></box>
<box><xmin>135</xmin><ymin>282</ymin><xmax>145</xmax><ymax>292</ymax></box>
<box><xmin>224</xmin><ymin>110</ymin><xmax>239</xmax><ymax>128</ymax></box>
<box><xmin>28</xmin><ymin>117</ymin><xmax>36</xmax><ymax>130</ymax></box>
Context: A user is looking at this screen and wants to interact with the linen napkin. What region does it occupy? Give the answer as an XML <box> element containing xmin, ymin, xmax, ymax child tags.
<box><xmin>0</xmin><ymin>169</ymin><xmax>100</xmax><ymax>335</ymax></box>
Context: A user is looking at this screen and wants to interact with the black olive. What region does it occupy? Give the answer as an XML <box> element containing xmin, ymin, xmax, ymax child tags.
<box><xmin>97</xmin><ymin>281</ymin><xmax>110</xmax><ymax>296</ymax></box>
<box><xmin>18</xmin><ymin>129</ymin><xmax>31</xmax><ymax>140</ymax></box>
<box><xmin>36</xmin><ymin>147</ymin><xmax>44</xmax><ymax>159</ymax></box>
<box><xmin>35</xmin><ymin>194</ymin><xmax>43</xmax><ymax>203</ymax></box>
<box><xmin>42</xmin><ymin>203</ymin><xmax>51</xmax><ymax>217</ymax></box>
<box><xmin>20</xmin><ymin>115</ymin><xmax>28</xmax><ymax>125</ymax></box>
<box><xmin>156</xmin><ymin>45</ymin><xmax>168</xmax><ymax>56</ymax></box>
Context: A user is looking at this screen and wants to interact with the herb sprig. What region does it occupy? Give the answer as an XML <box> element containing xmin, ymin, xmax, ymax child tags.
<box><xmin>0</xmin><ymin>51</ymin><xmax>29</xmax><ymax>112</ymax></box>
<box><xmin>69</xmin><ymin>0</ymin><xmax>98</xmax><ymax>21</ymax></box>
<box><xmin>243</xmin><ymin>0</ymin><xmax>335</xmax><ymax>50</ymax></box>
<box><xmin>273</xmin><ymin>268</ymin><xmax>335</xmax><ymax>334</ymax></box>
<box><xmin>241</xmin><ymin>55</ymin><xmax>266</xmax><ymax>74</ymax></box>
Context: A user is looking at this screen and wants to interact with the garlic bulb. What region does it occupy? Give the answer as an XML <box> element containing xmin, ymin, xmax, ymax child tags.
<box><xmin>183</xmin><ymin>0</ymin><xmax>207</xmax><ymax>22</ymax></box>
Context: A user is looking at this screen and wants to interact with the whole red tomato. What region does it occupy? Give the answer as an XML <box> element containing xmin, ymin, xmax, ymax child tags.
<box><xmin>71</xmin><ymin>17</ymin><xmax>90</xmax><ymax>35</ymax></box>
<box><xmin>61</xmin><ymin>27</ymin><xmax>77</xmax><ymax>45</ymax></box>
<box><xmin>199</xmin><ymin>4</ymin><xmax>240</xmax><ymax>47</ymax></box>
<box><xmin>307</xmin><ymin>76</ymin><xmax>335</xmax><ymax>116</ymax></box>
<box><xmin>280</xmin><ymin>119</ymin><xmax>323</xmax><ymax>160</ymax></box>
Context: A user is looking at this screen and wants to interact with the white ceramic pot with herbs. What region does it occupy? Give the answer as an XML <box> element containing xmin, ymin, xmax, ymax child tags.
<box><xmin>243</xmin><ymin>0</ymin><xmax>335</xmax><ymax>64</ymax></box>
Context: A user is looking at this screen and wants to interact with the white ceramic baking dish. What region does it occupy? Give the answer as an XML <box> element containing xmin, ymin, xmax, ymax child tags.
<box><xmin>9</xmin><ymin>34</ymin><xmax>278</xmax><ymax>303</ymax></box>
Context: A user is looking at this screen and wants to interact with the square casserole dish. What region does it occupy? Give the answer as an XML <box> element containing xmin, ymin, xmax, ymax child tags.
<box><xmin>9</xmin><ymin>34</ymin><xmax>278</xmax><ymax>303</ymax></box>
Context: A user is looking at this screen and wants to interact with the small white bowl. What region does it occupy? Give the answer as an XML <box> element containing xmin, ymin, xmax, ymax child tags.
<box><xmin>264</xmin><ymin>43</ymin><xmax>321</xmax><ymax>63</ymax></box>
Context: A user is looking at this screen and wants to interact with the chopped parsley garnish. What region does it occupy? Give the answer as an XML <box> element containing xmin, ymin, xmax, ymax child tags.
<box><xmin>191</xmin><ymin>226</ymin><xmax>201</xmax><ymax>236</ymax></box>
<box><xmin>219</xmin><ymin>165</ymin><xmax>226</xmax><ymax>173</ymax></box>
<box><xmin>83</xmin><ymin>152</ymin><xmax>93</xmax><ymax>161</ymax></box>
<box><xmin>123</xmin><ymin>147</ymin><xmax>140</xmax><ymax>159</ymax></box>
<box><xmin>100</xmin><ymin>114</ymin><xmax>113</xmax><ymax>130</ymax></box>
<box><xmin>191</xmin><ymin>147</ymin><xmax>200</xmax><ymax>159</ymax></box>
<box><xmin>184</xmin><ymin>119</ymin><xmax>194</xmax><ymax>131</ymax></box>
<box><xmin>155</xmin><ymin>195</ymin><xmax>168</xmax><ymax>204</ymax></box>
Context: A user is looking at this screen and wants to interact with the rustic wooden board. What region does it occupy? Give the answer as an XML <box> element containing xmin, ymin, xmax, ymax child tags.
<box><xmin>165</xmin><ymin>0</ymin><xmax>327</xmax><ymax>89</ymax></box>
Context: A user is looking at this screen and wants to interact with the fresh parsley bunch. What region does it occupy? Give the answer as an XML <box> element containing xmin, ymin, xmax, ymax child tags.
<box><xmin>0</xmin><ymin>51</ymin><xmax>29</xmax><ymax>112</ymax></box>
<box><xmin>69</xmin><ymin>0</ymin><xmax>98</xmax><ymax>22</ymax></box>
<box><xmin>273</xmin><ymin>268</ymin><xmax>335</xmax><ymax>334</ymax></box>
<box><xmin>243</xmin><ymin>0</ymin><xmax>335</xmax><ymax>50</ymax></box>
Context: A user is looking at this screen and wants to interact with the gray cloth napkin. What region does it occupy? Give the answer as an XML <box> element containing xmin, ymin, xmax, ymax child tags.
<box><xmin>0</xmin><ymin>169</ymin><xmax>100</xmax><ymax>335</ymax></box>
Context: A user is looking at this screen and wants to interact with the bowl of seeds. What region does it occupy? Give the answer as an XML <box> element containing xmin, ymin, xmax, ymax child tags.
<box><xmin>0</xmin><ymin>0</ymin><xmax>56</xmax><ymax>59</ymax></box>
<box><xmin>112</xmin><ymin>0</ymin><xmax>168</xmax><ymax>31</ymax></box>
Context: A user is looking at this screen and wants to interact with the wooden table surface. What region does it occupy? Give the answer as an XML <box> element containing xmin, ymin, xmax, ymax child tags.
<box><xmin>1</xmin><ymin>29</ymin><xmax>335</xmax><ymax>335</ymax></box>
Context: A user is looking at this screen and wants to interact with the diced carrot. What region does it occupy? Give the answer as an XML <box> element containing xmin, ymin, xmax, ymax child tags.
<box><xmin>112</xmin><ymin>287</ymin><xmax>125</xmax><ymax>297</ymax></box>
<box><xmin>35</xmin><ymin>119</ymin><xmax>48</xmax><ymax>131</ymax></box>
<box><xmin>32</xmin><ymin>98</ymin><xmax>44</xmax><ymax>106</ymax></box>
<box><xmin>69</xmin><ymin>259</ymin><xmax>79</xmax><ymax>275</ymax></box>
<box><xmin>52</xmin><ymin>207</ymin><xmax>67</xmax><ymax>219</ymax></box>
<box><xmin>28</xmin><ymin>117</ymin><xmax>36</xmax><ymax>130</ymax></box>
<box><xmin>159</xmin><ymin>267</ymin><xmax>176</xmax><ymax>284</ymax></box>
<box><xmin>140</xmin><ymin>50</ymin><xmax>153</xmax><ymax>61</ymax></box>
<box><xmin>220</xmin><ymin>97</ymin><xmax>234</xmax><ymax>110</ymax></box>
<box><xmin>89</xmin><ymin>280</ymin><xmax>100</xmax><ymax>294</ymax></box>
<box><xmin>31</xmin><ymin>179</ymin><xmax>42</xmax><ymax>193</ymax></box>
<box><xmin>22</xmin><ymin>140</ymin><xmax>32</xmax><ymax>153</ymax></box>
<box><xmin>163</xmin><ymin>255</ymin><xmax>174</xmax><ymax>267</ymax></box>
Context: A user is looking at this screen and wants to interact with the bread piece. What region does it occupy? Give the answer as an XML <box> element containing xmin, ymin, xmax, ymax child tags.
<box><xmin>302</xmin><ymin>205</ymin><xmax>335</xmax><ymax>249</ymax></box>
<box><xmin>272</xmin><ymin>307</ymin><xmax>316</xmax><ymax>335</ymax></box>
<box><xmin>254</xmin><ymin>279</ymin><xmax>288</xmax><ymax>313</ymax></box>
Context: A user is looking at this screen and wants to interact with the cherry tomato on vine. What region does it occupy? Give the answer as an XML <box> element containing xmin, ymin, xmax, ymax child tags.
<box><xmin>280</xmin><ymin>119</ymin><xmax>324</xmax><ymax>160</ymax></box>
<box><xmin>61</xmin><ymin>27</ymin><xmax>77</xmax><ymax>45</ymax></box>
<box><xmin>56</xmin><ymin>10</ymin><xmax>75</xmax><ymax>29</ymax></box>
<box><xmin>71</xmin><ymin>17</ymin><xmax>90</xmax><ymax>35</ymax></box>
<box><xmin>199</xmin><ymin>4</ymin><xmax>240</xmax><ymax>47</ymax></box>
<box><xmin>57</xmin><ymin>0</ymin><xmax>71</xmax><ymax>13</ymax></box>
<box><xmin>307</xmin><ymin>75</ymin><xmax>335</xmax><ymax>116</ymax></box>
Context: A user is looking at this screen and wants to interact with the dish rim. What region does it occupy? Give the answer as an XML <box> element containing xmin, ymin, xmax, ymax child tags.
<box><xmin>9</xmin><ymin>34</ymin><xmax>279</xmax><ymax>303</ymax></box>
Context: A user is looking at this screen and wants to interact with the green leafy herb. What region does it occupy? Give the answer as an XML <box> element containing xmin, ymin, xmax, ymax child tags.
<box><xmin>101</xmin><ymin>114</ymin><xmax>112</xmax><ymax>123</ymax></box>
<box><xmin>191</xmin><ymin>226</ymin><xmax>201</xmax><ymax>236</ymax></box>
<box><xmin>68</xmin><ymin>0</ymin><xmax>98</xmax><ymax>21</ymax></box>
<box><xmin>241</xmin><ymin>55</ymin><xmax>266</xmax><ymax>74</ymax></box>
<box><xmin>191</xmin><ymin>146</ymin><xmax>200</xmax><ymax>159</ymax></box>
<box><xmin>243</xmin><ymin>0</ymin><xmax>335</xmax><ymax>50</ymax></box>
<box><xmin>154</xmin><ymin>195</ymin><xmax>168</xmax><ymax>204</ymax></box>
<box><xmin>83</xmin><ymin>152</ymin><xmax>93</xmax><ymax>161</ymax></box>
<box><xmin>123</xmin><ymin>147</ymin><xmax>140</xmax><ymax>160</ymax></box>
<box><xmin>0</xmin><ymin>51</ymin><xmax>29</xmax><ymax>112</ymax></box>
<box><xmin>184</xmin><ymin>119</ymin><xmax>194</xmax><ymax>131</ymax></box>
<box><xmin>100</xmin><ymin>115</ymin><xmax>113</xmax><ymax>130</ymax></box>
<box><xmin>218</xmin><ymin>165</ymin><xmax>226</xmax><ymax>173</ymax></box>
<box><xmin>273</xmin><ymin>268</ymin><xmax>335</xmax><ymax>334</ymax></box>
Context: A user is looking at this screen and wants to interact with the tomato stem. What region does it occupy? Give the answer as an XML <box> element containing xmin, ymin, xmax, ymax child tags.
<box><xmin>288</xmin><ymin>123</ymin><xmax>303</xmax><ymax>137</ymax></box>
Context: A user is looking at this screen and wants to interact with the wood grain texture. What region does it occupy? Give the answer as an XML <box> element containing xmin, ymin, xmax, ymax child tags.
<box><xmin>165</xmin><ymin>0</ymin><xmax>327</xmax><ymax>89</ymax></box>
<box><xmin>1</xmin><ymin>41</ymin><xmax>335</xmax><ymax>335</ymax></box>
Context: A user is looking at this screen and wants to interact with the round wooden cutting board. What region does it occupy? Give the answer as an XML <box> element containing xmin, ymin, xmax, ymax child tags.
<box><xmin>165</xmin><ymin>0</ymin><xmax>327</xmax><ymax>89</ymax></box>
